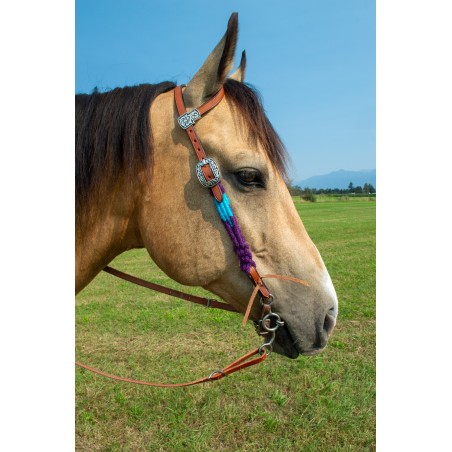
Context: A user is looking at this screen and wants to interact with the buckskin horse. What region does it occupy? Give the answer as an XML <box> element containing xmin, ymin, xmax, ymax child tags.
<box><xmin>75</xmin><ymin>13</ymin><xmax>338</xmax><ymax>374</ymax></box>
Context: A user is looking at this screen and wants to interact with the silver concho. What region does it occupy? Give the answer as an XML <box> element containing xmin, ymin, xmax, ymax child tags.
<box><xmin>178</xmin><ymin>109</ymin><xmax>201</xmax><ymax>129</ymax></box>
<box><xmin>196</xmin><ymin>158</ymin><xmax>221</xmax><ymax>188</ymax></box>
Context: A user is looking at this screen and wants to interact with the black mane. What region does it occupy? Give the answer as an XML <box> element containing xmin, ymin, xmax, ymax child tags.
<box><xmin>75</xmin><ymin>82</ymin><xmax>176</xmax><ymax>222</ymax></box>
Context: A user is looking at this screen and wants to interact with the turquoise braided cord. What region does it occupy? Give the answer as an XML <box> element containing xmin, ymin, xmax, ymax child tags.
<box><xmin>214</xmin><ymin>193</ymin><xmax>234</xmax><ymax>227</ymax></box>
<box><xmin>212</xmin><ymin>188</ymin><xmax>256</xmax><ymax>274</ymax></box>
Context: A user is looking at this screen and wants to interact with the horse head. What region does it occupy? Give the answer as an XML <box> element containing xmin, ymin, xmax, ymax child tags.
<box><xmin>136</xmin><ymin>13</ymin><xmax>338</xmax><ymax>358</ymax></box>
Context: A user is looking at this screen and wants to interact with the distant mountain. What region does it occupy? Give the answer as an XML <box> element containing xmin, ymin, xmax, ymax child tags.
<box><xmin>296</xmin><ymin>169</ymin><xmax>376</xmax><ymax>190</ymax></box>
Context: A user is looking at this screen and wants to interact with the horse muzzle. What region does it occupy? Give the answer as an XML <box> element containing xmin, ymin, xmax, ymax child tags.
<box><xmin>272</xmin><ymin>307</ymin><xmax>337</xmax><ymax>359</ymax></box>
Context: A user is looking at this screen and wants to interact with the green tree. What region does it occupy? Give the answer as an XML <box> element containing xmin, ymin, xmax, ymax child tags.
<box><xmin>301</xmin><ymin>188</ymin><xmax>317</xmax><ymax>202</ymax></box>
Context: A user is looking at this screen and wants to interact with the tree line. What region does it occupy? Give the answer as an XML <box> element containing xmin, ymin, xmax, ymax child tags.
<box><xmin>287</xmin><ymin>181</ymin><xmax>376</xmax><ymax>201</ymax></box>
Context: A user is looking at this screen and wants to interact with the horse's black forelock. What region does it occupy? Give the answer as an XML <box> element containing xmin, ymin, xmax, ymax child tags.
<box><xmin>223</xmin><ymin>79</ymin><xmax>289</xmax><ymax>180</ymax></box>
<box><xmin>75</xmin><ymin>82</ymin><xmax>176</xmax><ymax>225</ymax></box>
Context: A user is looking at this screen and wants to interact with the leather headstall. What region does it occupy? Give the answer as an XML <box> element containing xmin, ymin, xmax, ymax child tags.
<box><xmin>173</xmin><ymin>85</ymin><xmax>271</xmax><ymax>304</ymax></box>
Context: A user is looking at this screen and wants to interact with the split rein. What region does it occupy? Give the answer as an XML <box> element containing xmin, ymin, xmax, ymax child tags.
<box><xmin>75</xmin><ymin>86</ymin><xmax>309</xmax><ymax>387</ymax></box>
<box><xmin>76</xmin><ymin>267</ymin><xmax>308</xmax><ymax>387</ymax></box>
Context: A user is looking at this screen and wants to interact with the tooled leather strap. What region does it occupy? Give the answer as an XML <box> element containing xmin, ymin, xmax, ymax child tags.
<box><xmin>174</xmin><ymin>85</ymin><xmax>225</xmax><ymax>117</ymax></box>
<box><xmin>174</xmin><ymin>85</ymin><xmax>271</xmax><ymax>303</ymax></box>
<box><xmin>174</xmin><ymin>85</ymin><xmax>224</xmax><ymax>202</ymax></box>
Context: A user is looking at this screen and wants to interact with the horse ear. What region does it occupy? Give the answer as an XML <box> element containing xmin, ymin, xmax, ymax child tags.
<box><xmin>229</xmin><ymin>50</ymin><xmax>246</xmax><ymax>82</ymax></box>
<box><xmin>184</xmin><ymin>12</ymin><xmax>239</xmax><ymax>107</ymax></box>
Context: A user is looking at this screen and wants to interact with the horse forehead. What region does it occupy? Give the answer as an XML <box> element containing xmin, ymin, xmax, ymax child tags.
<box><xmin>152</xmin><ymin>90</ymin><xmax>242</xmax><ymax>138</ymax></box>
<box><xmin>152</xmin><ymin>90</ymin><xmax>267</xmax><ymax>163</ymax></box>
<box><xmin>197</xmin><ymin>102</ymin><xmax>263</xmax><ymax>153</ymax></box>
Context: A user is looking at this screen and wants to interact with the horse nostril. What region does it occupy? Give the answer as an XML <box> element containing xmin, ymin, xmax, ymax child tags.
<box><xmin>323</xmin><ymin>311</ymin><xmax>336</xmax><ymax>337</ymax></box>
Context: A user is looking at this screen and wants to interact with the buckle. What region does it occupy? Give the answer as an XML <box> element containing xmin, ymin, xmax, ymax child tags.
<box><xmin>196</xmin><ymin>158</ymin><xmax>221</xmax><ymax>188</ymax></box>
<box><xmin>178</xmin><ymin>109</ymin><xmax>201</xmax><ymax>129</ymax></box>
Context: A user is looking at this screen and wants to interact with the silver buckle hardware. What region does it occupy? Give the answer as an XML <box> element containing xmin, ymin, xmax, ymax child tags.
<box><xmin>196</xmin><ymin>158</ymin><xmax>221</xmax><ymax>188</ymax></box>
<box><xmin>178</xmin><ymin>109</ymin><xmax>201</xmax><ymax>129</ymax></box>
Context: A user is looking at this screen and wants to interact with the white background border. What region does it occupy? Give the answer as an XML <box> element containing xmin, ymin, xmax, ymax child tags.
<box><xmin>1</xmin><ymin>0</ymin><xmax>451</xmax><ymax>449</ymax></box>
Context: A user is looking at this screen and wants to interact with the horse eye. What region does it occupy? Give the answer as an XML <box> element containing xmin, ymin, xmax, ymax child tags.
<box><xmin>236</xmin><ymin>169</ymin><xmax>264</xmax><ymax>187</ymax></box>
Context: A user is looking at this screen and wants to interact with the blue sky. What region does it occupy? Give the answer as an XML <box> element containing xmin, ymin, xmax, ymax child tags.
<box><xmin>76</xmin><ymin>0</ymin><xmax>375</xmax><ymax>182</ymax></box>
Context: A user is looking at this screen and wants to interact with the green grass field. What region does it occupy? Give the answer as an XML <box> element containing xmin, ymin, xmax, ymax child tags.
<box><xmin>76</xmin><ymin>197</ymin><xmax>376</xmax><ymax>451</ymax></box>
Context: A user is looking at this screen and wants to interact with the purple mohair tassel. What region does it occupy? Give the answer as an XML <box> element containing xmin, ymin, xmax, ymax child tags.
<box><xmin>223</xmin><ymin>217</ymin><xmax>256</xmax><ymax>274</ymax></box>
<box><xmin>211</xmin><ymin>183</ymin><xmax>256</xmax><ymax>274</ymax></box>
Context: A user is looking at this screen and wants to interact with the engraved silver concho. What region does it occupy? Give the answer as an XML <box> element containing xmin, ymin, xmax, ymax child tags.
<box><xmin>178</xmin><ymin>109</ymin><xmax>201</xmax><ymax>129</ymax></box>
<box><xmin>196</xmin><ymin>158</ymin><xmax>221</xmax><ymax>188</ymax></box>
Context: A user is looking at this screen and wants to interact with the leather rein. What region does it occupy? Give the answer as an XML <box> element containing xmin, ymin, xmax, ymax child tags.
<box><xmin>75</xmin><ymin>86</ymin><xmax>309</xmax><ymax>387</ymax></box>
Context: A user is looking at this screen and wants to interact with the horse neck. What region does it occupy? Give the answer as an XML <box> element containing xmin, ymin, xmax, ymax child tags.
<box><xmin>75</xmin><ymin>180</ymin><xmax>143</xmax><ymax>294</ymax></box>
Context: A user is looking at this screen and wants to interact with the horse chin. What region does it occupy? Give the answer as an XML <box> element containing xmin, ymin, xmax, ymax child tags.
<box><xmin>272</xmin><ymin>324</ymin><xmax>300</xmax><ymax>359</ymax></box>
<box><xmin>272</xmin><ymin>322</ymin><xmax>327</xmax><ymax>358</ymax></box>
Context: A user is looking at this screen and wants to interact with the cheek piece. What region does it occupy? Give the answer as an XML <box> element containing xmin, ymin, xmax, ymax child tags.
<box><xmin>174</xmin><ymin>85</ymin><xmax>310</xmax><ymax>342</ymax></box>
<box><xmin>174</xmin><ymin>85</ymin><xmax>269</xmax><ymax>306</ymax></box>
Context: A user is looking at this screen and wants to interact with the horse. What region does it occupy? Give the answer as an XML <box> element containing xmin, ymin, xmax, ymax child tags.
<box><xmin>75</xmin><ymin>13</ymin><xmax>338</xmax><ymax>359</ymax></box>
